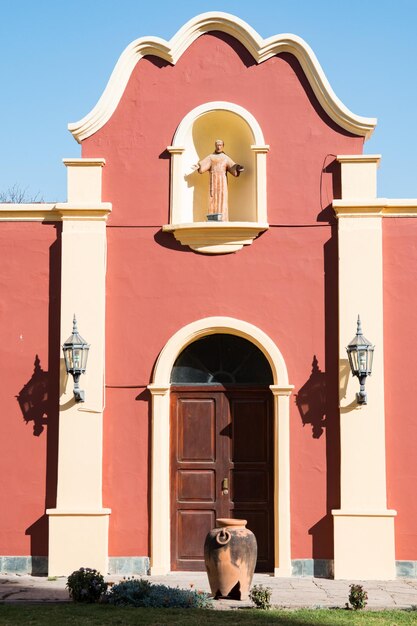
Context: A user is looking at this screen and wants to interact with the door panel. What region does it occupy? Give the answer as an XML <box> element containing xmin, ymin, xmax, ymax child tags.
<box><xmin>231</xmin><ymin>398</ymin><xmax>268</xmax><ymax>462</ymax></box>
<box><xmin>236</xmin><ymin>509</ymin><xmax>272</xmax><ymax>563</ymax></box>
<box><xmin>170</xmin><ymin>388</ymin><xmax>273</xmax><ymax>571</ymax></box>
<box><xmin>232</xmin><ymin>469</ymin><xmax>269</xmax><ymax>501</ymax></box>
<box><xmin>228</xmin><ymin>393</ymin><xmax>274</xmax><ymax>572</ymax></box>
<box><xmin>178</xmin><ymin>398</ymin><xmax>216</xmax><ymax>461</ymax></box>
<box><xmin>178</xmin><ymin>470</ymin><xmax>215</xmax><ymax>502</ymax></box>
<box><xmin>171</xmin><ymin>391</ymin><xmax>224</xmax><ymax>571</ymax></box>
<box><xmin>177</xmin><ymin>510</ymin><xmax>216</xmax><ymax>568</ymax></box>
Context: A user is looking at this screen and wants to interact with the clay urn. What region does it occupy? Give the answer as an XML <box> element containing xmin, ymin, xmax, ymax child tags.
<box><xmin>204</xmin><ymin>518</ymin><xmax>257</xmax><ymax>600</ymax></box>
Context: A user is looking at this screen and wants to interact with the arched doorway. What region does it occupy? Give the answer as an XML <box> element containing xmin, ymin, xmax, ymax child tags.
<box><xmin>170</xmin><ymin>334</ymin><xmax>274</xmax><ymax>571</ymax></box>
<box><xmin>148</xmin><ymin>317</ymin><xmax>293</xmax><ymax>576</ymax></box>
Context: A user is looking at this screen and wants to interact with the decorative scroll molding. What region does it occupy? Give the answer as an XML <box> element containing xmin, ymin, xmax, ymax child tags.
<box><xmin>68</xmin><ymin>11</ymin><xmax>376</xmax><ymax>143</ymax></box>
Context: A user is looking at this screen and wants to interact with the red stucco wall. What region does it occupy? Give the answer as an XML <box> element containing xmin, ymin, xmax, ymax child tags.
<box><xmin>384</xmin><ymin>218</ymin><xmax>417</xmax><ymax>560</ymax></box>
<box><xmin>82</xmin><ymin>32</ymin><xmax>363</xmax><ymax>559</ymax></box>
<box><xmin>0</xmin><ymin>222</ymin><xmax>60</xmax><ymax>557</ymax></box>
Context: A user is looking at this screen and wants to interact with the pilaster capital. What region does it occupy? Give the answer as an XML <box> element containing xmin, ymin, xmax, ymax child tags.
<box><xmin>147</xmin><ymin>384</ymin><xmax>170</xmax><ymax>396</ymax></box>
<box><xmin>167</xmin><ymin>146</ymin><xmax>185</xmax><ymax>154</ymax></box>
<box><xmin>269</xmin><ymin>384</ymin><xmax>294</xmax><ymax>396</ymax></box>
<box><xmin>250</xmin><ymin>144</ymin><xmax>270</xmax><ymax>153</ymax></box>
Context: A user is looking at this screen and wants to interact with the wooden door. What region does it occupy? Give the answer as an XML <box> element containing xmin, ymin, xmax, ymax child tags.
<box><xmin>170</xmin><ymin>387</ymin><xmax>273</xmax><ymax>571</ymax></box>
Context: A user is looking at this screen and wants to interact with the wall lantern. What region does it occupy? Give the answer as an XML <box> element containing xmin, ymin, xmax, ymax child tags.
<box><xmin>62</xmin><ymin>315</ymin><xmax>90</xmax><ymax>403</ymax></box>
<box><xmin>346</xmin><ymin>315</ymin><xmax>374</xmax><ymax>405</ymax></box>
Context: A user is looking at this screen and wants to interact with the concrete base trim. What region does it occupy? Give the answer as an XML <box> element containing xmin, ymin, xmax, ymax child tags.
<box><xmin>292</xmin><ymin>559</ymin><xmax>417</xmax><ymax>579</ymax></box>
<box><xmin>2</xmin><ymin>556</ymin><xmax>417</xmax><ymax>579</ymax></box>
<box><xmin>396</xmin><ymin>561</ymin><xmax>417</xmax><ymax>578</ymax></box>
<box><xmin>0</xmin><ymin>556</ymin><xmax>150</xmax><ymax>576</ymax></box>
<box><xmin>108</xmin><ymin>557</ymin><xmax>150</xmax><ymax>575</ymax></box>
<box><xmin>291</xmin><ymin>559</ymin><xmax>334</xmax><ymax>578</ymax></box>
<box><xmin>0</xmin><ymin>556</ymin><xmax>48</xmax><ymax>575</ymax></box>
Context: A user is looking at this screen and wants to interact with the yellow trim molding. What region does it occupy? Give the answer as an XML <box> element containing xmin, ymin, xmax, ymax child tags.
<box><xmin>63</xmin><ymin>158</ymin><xmax>106</xmax><ymax>205</ymax></box>
<box><xmin>68</xmin><ymin>12</ymin><xmax>376</xmax><ymax>142</ymax></box>
<box><xmin>333</xmin><ymin>509</ymin><xmax>397</xmax><ymax>517</ymax></box>
<box><xmin>334</xmin><ymin>154</ymin><xmax>417</xmax><ymax>217</ymax></box>
<box><xmin>0</xmin><ymin>203</ymin><xmax>111</xmax><ymax>221</ymax></box>
<box><xmin>148</xmin><ymin>317</ymin><xmax>293</xmax><ymax>576</ymax></box>
<box><xmin>0</xmin><ymin>159</ymin><xmax>111</xmax><ymax>222</ymax></box>
<box><xmin>337</xmin><ymin>155</ymin><xmax>380</xmax><ymax>200</ymax></box>
<box><xmin>334</xmin><ymin>198</ymin><xmax>417</xmax><ymax>218</ymax></box>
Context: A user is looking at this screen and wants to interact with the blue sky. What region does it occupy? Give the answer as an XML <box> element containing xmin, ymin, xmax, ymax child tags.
<box><xmin>0</xmin><ymin>0</ymin><xmax>416</xmax><ymax>201</ymax></box>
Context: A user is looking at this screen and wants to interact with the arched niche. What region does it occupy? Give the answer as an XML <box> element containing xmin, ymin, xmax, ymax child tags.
<box><xmin>163</xmin><ymin>102</ymin><xmax>270</xmax><ymax>254</ymax></box>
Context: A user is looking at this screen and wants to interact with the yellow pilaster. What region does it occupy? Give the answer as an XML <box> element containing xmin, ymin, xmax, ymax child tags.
<box><xmin>332</xmin><ymin>155</ymin><xmax>396</xmax><ymax>580</ymax></box>
<box><xmin>47</xmin><ymin>159</ymin><xmax>112</xmax><ymax>576</ymax></box>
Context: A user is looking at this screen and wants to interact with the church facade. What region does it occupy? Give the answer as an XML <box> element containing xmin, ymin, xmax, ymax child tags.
<box><xmin>1</xmin><ymin>12</ymin><xmax>416</xmax><ymax>580</ymax></box>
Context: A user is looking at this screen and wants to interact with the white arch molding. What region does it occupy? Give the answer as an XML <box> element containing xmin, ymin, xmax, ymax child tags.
<box><xmin>171</xmin><ymin>101</ymin><xmax>266</xmax><ymax>147</ymax></box>
<box><xmin>68</xmin><ymin>12</ymin><xmax>376</xmax><ymax>143</ymax></box>
<box><xmin>147</xmin><ymin>317</ymin><xmax>294</xmax><ymax>576</ymax></box>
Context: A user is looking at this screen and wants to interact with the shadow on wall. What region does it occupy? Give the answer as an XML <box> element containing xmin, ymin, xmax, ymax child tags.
<box><xmin>296</xmin><ymin>217</ymin><xmax>340</xmax><ymax>567</ymax></box>
<box><xmin>308</xmin><ymin>514</ymin><xmax>334</xmax><ymax>577</ymax></box>
<box><xmin>295</xmin><ymin>355</ymin><xmax>327</xmax><ymax>439</ymax></box>
<box><xmin>16</xmin><ymin>225</ymin><xmax>61</xmax><ymax>573</ymax></box>
<box><xmin>135</xmin><ymin>387</ymin><xmax>152</xmax><ymax>558</ymax></box>
<box><xmin>154</xmin><ymin>229</ymin><xmax>191</xmax><ymax>252</ymax></box>
<box><xmin>15</xmin><ymin>355</ymin><xmax>51</xmax><ymax>566</ymax></box>
<box><xmin>16</xmin><ymin>355</ymin><xmax>49</xmax><ymax>436</ymax></box>
<box><xmin>302</xmin><ymin>159</ymin><xmax>341</xmax><ymax>568</ymax></box>
<box><xmin>281</xmin><ymin>52</ymin><xmax>358</xmax><ymax>139</ymax></box>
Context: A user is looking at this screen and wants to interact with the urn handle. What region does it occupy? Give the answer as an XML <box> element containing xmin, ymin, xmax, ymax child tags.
<box><xmin>216</xmin><ymin>529</ymin><xmax>231</xmax><ymax>545</ymax></box>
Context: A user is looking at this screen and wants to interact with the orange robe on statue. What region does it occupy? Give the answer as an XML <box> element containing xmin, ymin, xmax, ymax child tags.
<box><xmin>198</xmin><ymin>152</ymin><xmax>240</xmax><ymax>220</ymax></box>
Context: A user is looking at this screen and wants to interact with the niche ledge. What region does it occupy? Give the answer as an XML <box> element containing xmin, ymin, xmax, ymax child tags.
<box><xmin>162</xmin><ymin>221</ymin><xmax>269</xmax><ymax>254</ymax></box>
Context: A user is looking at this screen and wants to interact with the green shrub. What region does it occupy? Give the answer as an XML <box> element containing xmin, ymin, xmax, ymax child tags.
<box><xmin>348</xmin><ymin>584</ymin><xmax>368</xmax><ymax>610</ymax></box>
<box><xmin>66</xmin><ymin>567</ymin><xmax>107</xmax><ymax>603</ymax></box>
<box><xmin>249</xmin><ymin>584</ymin><xmax>272</xmax><ymax>610</ymax></box>
<box><xmin>105</xmin><ymin>578</ymin><xmax>151</xmax><ymax>606</ymax></box>
<box><xmin>106</xmin><ymin>577</ymin><xmax>212</xmax><ymax>608</ymax></box>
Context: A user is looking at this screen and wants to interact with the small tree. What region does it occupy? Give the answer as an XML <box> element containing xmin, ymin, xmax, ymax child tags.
<box><xmin>66</xmin><ymin>567</ymin><xmax>107</xmax><ymax>603</ymax></box>
<box><xmin>348</xmin><ymin>584</ymin><xmax>368</xmax><ymax>610</ymax></box>
<box><xmin>0</xmin><ymin>183</ymin><xmax>43</xmax><ymax>203</ymax></box>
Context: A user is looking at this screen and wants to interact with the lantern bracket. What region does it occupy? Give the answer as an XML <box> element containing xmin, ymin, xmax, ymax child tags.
<box><xmin>346</xmin><ymin>315</ymin><xmax>374</xmax><ymax>406</ymax></box>
<box><xmin>62</xmin><ymin>315</ymin><xmax>90</xmax><ymax>403</ymax></box>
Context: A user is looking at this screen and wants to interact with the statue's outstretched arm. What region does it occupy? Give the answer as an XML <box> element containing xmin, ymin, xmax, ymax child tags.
<box><xmin>195</xmin><ymin>155</ymin><xmax>212</xmax><ymax>174</ymax></box>
<box><xmin>228</xmin><ymin>163</ymin><xmax>244</xmax><ymax>177</ymax></box>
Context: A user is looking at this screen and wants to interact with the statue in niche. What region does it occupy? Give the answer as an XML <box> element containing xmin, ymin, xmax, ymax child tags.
<box><xmin>193</xmin><ymin>139</ymin><xmax>244</xmax><ymax>221</ymax></box>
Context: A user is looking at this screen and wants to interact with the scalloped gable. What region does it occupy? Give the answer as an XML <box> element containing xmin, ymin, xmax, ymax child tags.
<box><xmin>68</xmin><ymin>12</ymin><xmax>377</xmax><ymax>143</ymax></box>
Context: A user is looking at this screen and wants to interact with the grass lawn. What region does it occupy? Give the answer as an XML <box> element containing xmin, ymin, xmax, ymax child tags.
<box><xmin>0</xmin><ymin>605</ymin><xmax>416</xmax><ymax>625</ymax></box>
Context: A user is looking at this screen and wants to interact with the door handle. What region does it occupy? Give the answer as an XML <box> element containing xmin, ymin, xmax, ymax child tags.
<box><xmin>221</xmin><ymin>478</ymin><xmax>229</xmax><ymax>495</ymax></box>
